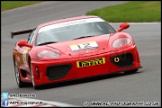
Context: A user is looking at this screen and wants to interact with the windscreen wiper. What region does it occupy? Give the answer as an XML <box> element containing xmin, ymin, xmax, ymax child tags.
<box><xmin>37</xmin><ymin>41</ymin><xmax>57</xmax><ymax>46</ymax></box>
<box><xmin>73</xmin><ymin>35</ymin><xmax>95</xmax><ymax>40</ymax></box>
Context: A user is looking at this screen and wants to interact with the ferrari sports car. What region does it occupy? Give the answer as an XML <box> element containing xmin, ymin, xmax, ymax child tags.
<box><xmin>12</xmin><ymin>16</ymin><xmax>141</xmax><ymax>89</ymax></box>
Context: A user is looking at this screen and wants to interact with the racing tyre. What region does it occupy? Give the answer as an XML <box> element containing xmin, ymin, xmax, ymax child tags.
<box><xmin>14</xmin><ymin>58</ymin><xmax>28</xmax><ymax>88</ymax></box>
<box><xmin>124</xmin><ymin>69</ymin><xmax>138</xmax><ymax>74</ymax></box>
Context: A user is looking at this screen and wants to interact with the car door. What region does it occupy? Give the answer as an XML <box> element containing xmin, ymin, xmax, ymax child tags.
<box><xmin>15</xmin><ymin>30</ymin><xmax>35</xmax><ymax>72</ymax></box>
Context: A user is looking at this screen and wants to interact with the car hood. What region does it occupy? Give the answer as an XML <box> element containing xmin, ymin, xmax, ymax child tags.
<box><xmin>46</xmin><ymin>34</ymin><xmax>111</xmax><ymax>57</ymax></box>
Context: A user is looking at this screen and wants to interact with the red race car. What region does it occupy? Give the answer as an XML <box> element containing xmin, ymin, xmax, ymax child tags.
<box><xmin>12</xmin><ymin>16</ymin><xmax>141</xmax><ymax>89</ymax></box>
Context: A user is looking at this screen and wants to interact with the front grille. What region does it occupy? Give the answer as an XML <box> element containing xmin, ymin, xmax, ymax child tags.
<box><xmin>110</xmin><ymin>53</ymin><xmax>133</xmax><ymax>67</ymax></box>
<box><xmin>46</xmin><ymin>64</ymin><xmax>72</xmax><ymax>80</ymax></box>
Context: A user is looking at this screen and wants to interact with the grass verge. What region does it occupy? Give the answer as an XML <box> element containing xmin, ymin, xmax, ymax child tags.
<box><xmin>1</xmin><ymin>1</ymin><xmax>42</xmax><ymax>11</ymax></box>
<box><xmin>86</xmin><ymin>1</ymin><xmax>161</xmax><ymax>22</ymax></box>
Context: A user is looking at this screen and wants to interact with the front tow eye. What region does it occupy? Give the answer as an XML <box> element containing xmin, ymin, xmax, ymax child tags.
<box><xmin>114</xmin><ymin>57</ymin><xmax>120</xmax><ymax>62</ymax></box>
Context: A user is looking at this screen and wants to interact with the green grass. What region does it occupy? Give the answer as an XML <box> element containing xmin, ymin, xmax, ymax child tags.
<box><xmin>1</xmin><ymin>1</ymin><xmax>42</xmax><ymax>11</ymax></box>
<box><xmin>86</xmin><ymin>1</ymin><xmax>161</xmax><ymax>22</ymax></box>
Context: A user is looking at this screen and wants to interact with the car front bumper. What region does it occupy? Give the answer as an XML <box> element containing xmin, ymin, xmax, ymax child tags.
<box><xmin>31</xmin><ymin>45</ymin><xmax>141</xmax><ymax>85</ymax></box>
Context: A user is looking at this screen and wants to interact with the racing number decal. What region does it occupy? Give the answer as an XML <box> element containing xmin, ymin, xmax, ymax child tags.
<box><xmin>22</xmin><ymin>48</ymin><xmax>30</xmax><ymax>68</ymax></box>
<box><xmin>70</xmin><ymin>41</ymin><xmax>98</xmax><ymax>52</ymax></box>
<box><xmin>77</xmin><ymin>43</ymin><xmax>91</xmax><ymax>49</ymax></box>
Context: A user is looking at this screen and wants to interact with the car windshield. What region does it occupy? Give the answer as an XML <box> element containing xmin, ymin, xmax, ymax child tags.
<box><xmin>36</xmin><ymin>17</ymin><xmax>116</xmax><ymax>45</ymax></box>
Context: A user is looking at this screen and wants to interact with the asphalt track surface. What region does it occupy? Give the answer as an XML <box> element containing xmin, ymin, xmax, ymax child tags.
<box><xmin>1</xmin><ymin>1</ymin><xmax>161</xmax><ymax>107</ymax></box>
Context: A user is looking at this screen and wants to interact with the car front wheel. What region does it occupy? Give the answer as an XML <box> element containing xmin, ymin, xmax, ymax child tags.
<box><xmin>14</xmin><ymin>58</ymin><xmax>28</xmax><ymax>88</ymax></box>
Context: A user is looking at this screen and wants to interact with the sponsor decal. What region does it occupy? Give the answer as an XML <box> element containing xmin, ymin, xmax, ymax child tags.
<box><xmin>22</xmin><ymin>48</ymin><xmax>30</xmax><ymax>68</ymax></box>
<box><xmin>16</xmin><ymin>56</ymin><xmax>20</xmax><ymax>63</ymax></box>
<box><xmin>76</xmin><ymin>58</ymin><xmax>105</xmax><ymax>68</ymax></box>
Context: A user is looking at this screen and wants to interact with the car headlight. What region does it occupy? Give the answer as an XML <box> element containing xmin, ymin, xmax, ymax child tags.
<box><xmin>112</xmin><ymin>38</ymin><xmax>131</xmax><ymax>48</ymax></box>
<box><xmin>37</xmin><ymin>50</ymin><xmax>60</xmax><ymax>59</ymax></box>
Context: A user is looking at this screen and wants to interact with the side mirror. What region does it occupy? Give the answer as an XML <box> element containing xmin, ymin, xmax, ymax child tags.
<box><xmin>17</xmin><ymin>40</ymin><xmax>32</xmax><ymax>48</ymax></box>
<box><xmin>117</xmin><ymin>23</ymin><xmax>130</xmax><ymax>32</ymax></box>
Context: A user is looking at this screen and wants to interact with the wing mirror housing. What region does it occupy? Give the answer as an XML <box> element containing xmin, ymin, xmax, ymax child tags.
<box><xmin>117</xmin><ymin>23</ymin><xmax>130</xmax><ymax>32</ymax></box>
<box><xmin>17</xmin><ymin>40</ymin><xmax>32</xmax><ymax>48</ymax></box>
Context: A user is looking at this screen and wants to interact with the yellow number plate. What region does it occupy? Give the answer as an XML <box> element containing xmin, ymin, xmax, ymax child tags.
<box><xmin>76</xmin><ymin>58</ymin><xmax>106</xmax><ymax>68</ymax></box>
